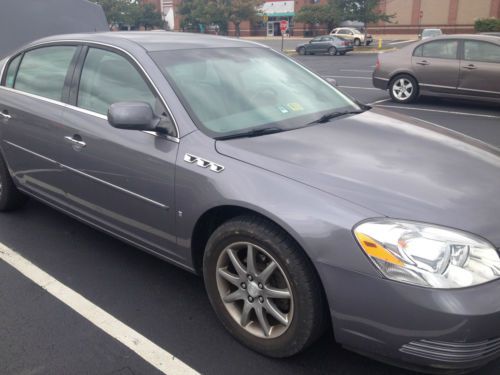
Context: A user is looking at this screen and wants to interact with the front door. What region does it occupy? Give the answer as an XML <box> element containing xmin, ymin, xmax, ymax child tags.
<box><xmin>266</xmin><ymin>22</ymin><xmax>274</xmax><ymax>37</ymax></box>
<box><xmin>59</xmin><ymin>46</ymin><xmax>179</xmax><ymax>259</ymax></box>
<box><xmin>458</xmin><ymin>39</ymin><xmax>500</xmax><ymax>99</ymax></box>
<box><xmin>412</xmin><ymin>39</ymin><xmax>460</xmax><ymax>94</ymax></box>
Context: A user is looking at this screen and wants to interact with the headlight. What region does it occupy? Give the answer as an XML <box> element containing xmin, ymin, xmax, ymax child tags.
<box><xmin>353</xmin><ymin>219</ymin><xmax>500</xmax><ymax>288</ymax></box>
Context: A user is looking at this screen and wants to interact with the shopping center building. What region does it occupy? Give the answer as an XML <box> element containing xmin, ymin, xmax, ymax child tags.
<box><xmin>142</xmin><ymin>0</ymin><xmax>500</xmax><ymax>36</ymax></box>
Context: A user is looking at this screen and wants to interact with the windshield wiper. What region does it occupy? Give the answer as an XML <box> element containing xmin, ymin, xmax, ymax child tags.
<box><xmin>216</xmin><ymin>127</ymin><xmax>284</xmax><ymax>140</ymax></box>
<box><xmin>307</xmin><ymin>110</ymin><xmax>366</xmax><ymax>125</ymax></box>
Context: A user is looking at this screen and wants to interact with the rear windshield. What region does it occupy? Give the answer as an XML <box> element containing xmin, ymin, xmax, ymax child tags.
<box><xmin>150</xmin><ymin>47</ymin><xmax>360</xmax><ymax>138</ymax></box>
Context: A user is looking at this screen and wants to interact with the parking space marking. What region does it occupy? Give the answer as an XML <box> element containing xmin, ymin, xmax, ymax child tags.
<box><xmin>339</xmin><ymin>86</ymin><xmax>380</xmax><ymax>90</ymax></box>
<box><xmin>375</xmin><ymin>104</ymin><xmax>500</xmax><ymax>119</ymax></box>
<box><xmin>388</xmin><ymin>39</ymin><xmax>417</xmax><ymax>45</ymax></box>
<box><xmin>369</xmin><ymin>98</ymin><xmax>391</xmax><ymax>105</ymax></box>
<box><xmin>324</xmin><ymin>75</ymin><xmax>372</xmax><ymax>79</ymax></box>
<box><xmin>340</xmin><ymin>69</ymin><xmax>373</xmax><ymax>73</ymax></box>
<box><xmin>0</xmin><ymin>243</ymin><xmax>199</xmax><ymax>375</ymax></box>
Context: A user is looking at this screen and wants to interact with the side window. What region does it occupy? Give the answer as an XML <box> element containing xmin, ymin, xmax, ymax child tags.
<box><xmin>463</xmin><ymin>41</ymin><xmax>500</xmax><ymax>63</ymax></box>
<box><xmin>421</xmin><ymin>40</ymin><xmax>458</xmax><ymax>59</ymax></box>
<box><xmin>14</xmin><ymin>46</ymin><xmax>77</xmax><ymax>101</ymax></box>
<box><xmin>413</xmin><ymin>45</ymin><xmax>423</xmax><ymax>57</ymax></box>
<box><xmin>312</xmin><ymin>37</ymin><xmax>322</xmax><ymax>42</ymax></box>
<box><xmin>77</xmin><ymin>48</ymin><xmax>157</xmax><ymax>115</ymax></box>
<box><xmin>4</xmin><ymin>54</ymin><xmax>22</xmax><ymax>88</ymax></box>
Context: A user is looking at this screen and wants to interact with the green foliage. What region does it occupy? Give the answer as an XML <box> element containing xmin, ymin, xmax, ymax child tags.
<box><xmin>295</xmin><ymin>4</ymin><xmax>337</xmax><ymax>31</ymax></box>
<box><xmin>474</xmin><ymin>18</ymin><xmax>500</xmax><ymax>32</ymax></box>
<box><xmin>177</xmin><ymin>0</ymin><xmax>263</xmax><ymax>36</ymax></box>
<box><xmin>93</xmin><ymin>0</ymin><xmax>163</xmax><ymax>29</ymax></box>
<box><xmin>335</xmin><ymin>0</ymin><xmax>394</xmax><ymax>25</ymax></box>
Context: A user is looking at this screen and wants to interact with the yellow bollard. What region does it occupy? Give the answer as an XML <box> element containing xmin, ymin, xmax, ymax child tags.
<box><xmin>378</xmin><ymin>38</ymin><xmax>383</xmax><ymax>49</ymax></box>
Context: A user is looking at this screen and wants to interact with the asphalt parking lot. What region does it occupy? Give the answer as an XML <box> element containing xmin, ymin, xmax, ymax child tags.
<box><xmin>1</xmin><ymin>45</ymin><xmax>500</xmax><ymax>375</ymax></box>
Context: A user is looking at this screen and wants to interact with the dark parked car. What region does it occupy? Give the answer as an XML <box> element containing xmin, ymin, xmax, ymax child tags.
<box><xmin>1</xmin><ymin>32</ymin><xmax>500</xmax><ymax>373</ymax></box>
<box><xmin>296</xmin><ymin>35</ymin><xmax>353</xmax><ymax>56</ymax></box>
<box><xmin>373</xmin><ymin>34</ymin><xmax>500</xmax><ymax>103</ymax></box>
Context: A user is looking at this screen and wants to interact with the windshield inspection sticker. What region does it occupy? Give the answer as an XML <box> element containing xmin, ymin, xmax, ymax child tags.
<box><xmin>287</xmin><ymin>102</ymin><xmax>304</xmax><ymax>111</ymax></box>
<box><xmin>278</xmin><ymin>105</ymin><xmax>289</xmax><ymax>114</ymax></box>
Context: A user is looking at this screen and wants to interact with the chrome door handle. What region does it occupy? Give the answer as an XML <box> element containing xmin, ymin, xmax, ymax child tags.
<box><xmin>417</xmin><ymin>60</ymin><xmax>430</xmax><ymax>66</ymax></box>
<box><xmin>64</xmin><ymin>136</ymin><xmax>86</xmax><ymax>148</ymax></box>
<box><xmin>0</xmin><ymin>111</ymin><xmax>11</xmax><ymax>119</ymax></box>
<box><xmin>463</xmin><ymin>64</ymin><xmax>477</xmax><ymax>70</ymax></box>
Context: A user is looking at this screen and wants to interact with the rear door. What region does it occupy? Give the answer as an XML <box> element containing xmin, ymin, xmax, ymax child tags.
<box><xmin>412</xmin><ymin>39</ymin><xmax>460</xmax><ymax>94</ymax></box>
<box><xmin>458</xmin><ymin>39</ymin><xmax>500</xmax><ymax>99</ymax></box>
<box><xmin>0</xmin><ymin>44</ymin><xmax>80</xmax><ymax>202</ymax></box>
<box><xmin>58</xmin><ymin>46</ymin><xmax>180</xmax><ymax>258</ymax></box>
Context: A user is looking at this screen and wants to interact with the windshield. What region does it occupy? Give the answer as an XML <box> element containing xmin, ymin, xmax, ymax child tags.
<box><xmin>150</xmin><ymin>47</ymin><xmax>360</xmax><ymax>138</ymax></box>
<box><xmin>422</xmin><ymin>29</ymin><xmax>442</xmax><ymax>37</ymax></box>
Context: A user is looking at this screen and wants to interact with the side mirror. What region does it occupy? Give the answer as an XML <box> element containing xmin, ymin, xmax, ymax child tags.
<box><xmin>325</xmin><ymin>77</ymin><xmax>337</xmax><ymax>87</ymax></box>
<box><xmin>418</xmin><ymin>34</ymin><xmax>422</xmax><ymax>39</ymax></box>
<box><xmin>108</xmin><ymin>102</ymin><xmax>159</xmax><ymax>131</ymax></box>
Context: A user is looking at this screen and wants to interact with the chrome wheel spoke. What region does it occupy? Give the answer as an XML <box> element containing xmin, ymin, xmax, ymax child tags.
<box><xmin>227</xmin><ymin>248</ymin><xmax>247</xmax><ymax>279</ymax></box>
<box><xmin>264</xmin><ymin>286</ymin><xmax>291</xmax><ymax>299</ymax></box>
<box><xmin>264</xmin><ymin>300</ymin><xmax>289</xmax><ymax>326</ymax></box>
<box><xmin>255</xmin><ymin>305</ymin><xmax>271</xmax><ymax>337</ymax></box>
<box><xmin>258</xmin><ymin>261</ymin><xmax>277</xmax><ymax>283</ymax></box>
<box><xmin>240</xmin><ymin>301</ymin><xmax>253</xmax><ymax>327</ymax></box>
<box><xmin>223</xmin><ymin>289</ymin><xmax>245</xmax><ymax>303</ymax></box>
<box><xmin>217</xmin><ymin>268</ymin><xmax>241</xmax><ymax>287</ymax></box>
<box><xmin>246</xmin><ymin>244</ymin><xmax>257</xmax><ymax>275</ymax></box>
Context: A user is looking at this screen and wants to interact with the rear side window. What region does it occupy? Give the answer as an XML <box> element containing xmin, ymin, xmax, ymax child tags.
<box><xmin>4</xmin><ymin>54</ymin><xmax>22</xmax><ymax>88</ymax></box>
<box><xmin>463</xmin><ymin>40</ymin><xmax>500</xmax><ymax>63</ymax></box>
<box><xmin>418</xmin><ymin>40</ymin><xmax>458</xmax><ymax>60</ymax></box>
<box><xmin>77</xmin><ymin>48</ymin><xmax>156</xmax><ymax>115</ymax></box>
<box><xmin>14</xmin><ymin>46</ymin><xmax>77</xmax><ymax>101</ymax></box>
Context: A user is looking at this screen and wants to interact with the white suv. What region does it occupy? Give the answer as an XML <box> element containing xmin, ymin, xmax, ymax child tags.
<box><xmin>330</xmin><ymin>27</ymin><xmax>373</xmax><ymax>46</ymax></box>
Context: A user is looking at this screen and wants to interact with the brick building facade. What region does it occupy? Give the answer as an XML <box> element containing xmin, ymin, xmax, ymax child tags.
<box><xmin>142</xmin><ymin>0</ymin><xmax>500</xmax><ymax>36</ymax></box>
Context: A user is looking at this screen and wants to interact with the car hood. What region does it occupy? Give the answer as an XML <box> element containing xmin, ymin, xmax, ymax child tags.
<box><xmin>216</xmin><ymin>108</ymin><xmax>500</xmax><ymax>246</ymax></box>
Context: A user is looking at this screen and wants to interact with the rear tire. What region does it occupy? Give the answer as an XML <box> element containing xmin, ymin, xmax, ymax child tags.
<box><xmin>328</xmin><ymin>47</ymin><xmax>337</xmax><ymax>56</ymax></box>
<box><xmin>339</xmin><ymin>51</ymin><xmax>346</xmax><ymax>56</ymax></box>
<box><xmin>0</xmin><ymin>153</ymin><xmax>27</xmax><ymax>211</ymax></box>
<box><xmin>203</xmin><ymin>215</ymin><xmax>326</xmax><ymax>358</ymax></box>
<box><xmin>389</xmin><ymin>74</ymin><xmax>419</xmax><ymax>103</ymax></box>
<box><xmin>354</xmin><ymin>38</ymin><xmax>361</xmax><ymax>46</ymax></box>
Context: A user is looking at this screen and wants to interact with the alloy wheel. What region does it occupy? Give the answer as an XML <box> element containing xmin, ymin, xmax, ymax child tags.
<box><xmin>215</xmin><ymin>241</ymin><xmax>294</xmax><ymax>339</ymax></box>
<box><xmin>392</xmin><ymin>78</ymin><xmax>414</xmax><ymax>101</ymax></box>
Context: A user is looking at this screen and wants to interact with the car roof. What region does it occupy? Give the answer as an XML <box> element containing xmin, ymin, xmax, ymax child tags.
<box><xmin>19</xmin><ymin>31</ymin><xmax>266</xmax><ymax>53</ymax></box>
<box><xmin>419</xmin><ymin>34</ymin><xmax>500</xmax><ymax>43</ymax></box>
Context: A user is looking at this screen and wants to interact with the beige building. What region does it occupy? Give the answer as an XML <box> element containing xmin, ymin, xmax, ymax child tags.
<box><xmin>372</xmin><ymin>0</ymin><xmax>500</xmax><ymax>34</ymax></box>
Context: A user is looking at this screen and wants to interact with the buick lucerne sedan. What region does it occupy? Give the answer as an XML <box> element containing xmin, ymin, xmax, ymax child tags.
<box><xmin>1</xmin><ymin>32</ymin><xmax>500</xmax><ymax>373</ymax></box>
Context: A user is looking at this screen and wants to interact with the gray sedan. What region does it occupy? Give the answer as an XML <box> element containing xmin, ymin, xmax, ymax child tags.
<box><xmin>1</xmin><ymin>32</ymin><xmax>500</xmax><ymax>373</ymax></box>
<box><xmin>373</xmin><ymin>35</ymin><xmax>500</xmax><ymax>103</ymax></box>
<box><xmin>296</xmin><ymin>35</ymin><xmax>354</xmax><ymax>56</ymax></box>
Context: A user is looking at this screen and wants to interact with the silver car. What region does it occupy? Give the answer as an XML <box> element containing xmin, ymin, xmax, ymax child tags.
<box><xmin>1</xmin><ymin>32</ymin><xmax>500</xmax><ymax>373</ymax></box>
<box><xmin>373</xmin><ymin>35</ymin><xmax>500</xmax><ymax>103</ymax></box>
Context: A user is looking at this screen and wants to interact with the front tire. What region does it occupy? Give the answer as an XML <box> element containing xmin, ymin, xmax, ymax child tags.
<box><xmin>297</xmin><ymin>47</ymin><xmax>306</xmax><ymax>55</ymax></box>
<box><xmin>0</xmin><ymin>152</ymin><xmax>27</xmax><ymax>211</ymax></box>
<box><xmin>203</xmin><ymin>215</ymin><xmax>326</xmax><ymax>358</ymax></box>
<box><xmin>389</xmin><ymin>74</ymin><xmax>419</xmax><ymax>103</ymax></box>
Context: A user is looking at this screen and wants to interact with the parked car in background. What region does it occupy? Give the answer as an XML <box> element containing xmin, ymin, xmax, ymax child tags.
<box><xmin>330</xmin><ymin>27</ymin><xmax>373</xmax><ymax>46</ymax></box>
<box><xmin>419</xmin><ymin>28</ymin><xmax>443</xmax><ymax>40</ymax></box>
<box><xmin>481</xmin><ymin>32</ymin><xmax>500</xmax><ymax>37</ymax></box>
<box><xmin>296</xmin><ymin>35</ymin><xmax>353</xmax><ymax>56</ymax></box>
<box><xmin>373</xmin><ymin>34</ymin><xmax>500</xmax><ymax>103</ymax></box>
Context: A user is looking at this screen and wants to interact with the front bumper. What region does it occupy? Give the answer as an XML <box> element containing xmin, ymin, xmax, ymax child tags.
<box><xmin>317</xmin><ymin>264</ymin><xmax>500</xmax><ymax>373</ymax></box>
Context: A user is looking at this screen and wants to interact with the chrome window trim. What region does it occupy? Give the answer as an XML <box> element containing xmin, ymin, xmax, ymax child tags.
<box><xmin>0</xmin><ymin>83</ymin><xmax>179</xmax><ymax>143</ymax></box>
<box><xmin>4</xmin><ymin>140</ymin><xmax>170</xmax><ymax>209</ymax></box>
<box><xmin>0</xmin><ymin>39</ymin><xmax>180</xmax><ymax>140</ymax></box>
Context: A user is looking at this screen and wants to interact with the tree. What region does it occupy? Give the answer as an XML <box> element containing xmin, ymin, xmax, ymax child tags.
<box><xmin>227</xmin><ymin>0</ymin><xmax>263</xmax><ymax>38</ymax></box>
<box><xmin>92</xmin><ymin>0</ymin><xmax>164</xmax><ymax>30</ymax></box>
<box><xmin>140</xmin><ymin>3</ymin><xmax>164</xmax><ymax>29</ymax></box>
<box><xmin>295</xmin><ymin>4</ymin><xmax>338</xmax><ymax>35</ymax></box>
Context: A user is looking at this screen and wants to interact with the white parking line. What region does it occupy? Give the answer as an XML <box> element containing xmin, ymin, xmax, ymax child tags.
<box><xmin>0</xmin><ymin>243</ymin><xmax>199</xmax><ymax>375</ymax></box>
<box><xmin>369</xmin><ymin>98</ymin><xmax>391</xmax><ymax>105</ymax></box>
<box><xmin>340</xmin><ymin>69</ymin><xmax>373</xmax><ymax>73</ymax></box>
<box><xmin>339</xmin><ymin>86</ymin><xmax>379</xmax><ymax>90</ymax></box>
<box><xmin>389</xmin><ymin>39</ymin><xmax>417</xmax><ymax>45</ymax></box>
<box><xmin>324</xmin><ymin>75</ymin><xmax>372</xmax><ymax>79</ymax></box>
<box><xmin>375</xmin><ymin>104</ymin><xmax>500</xmax><ymax>119</ymax></box>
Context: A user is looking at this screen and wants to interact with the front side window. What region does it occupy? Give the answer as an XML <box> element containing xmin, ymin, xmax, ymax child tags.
<box><xmin>78</xmin><ymin>48</ymin><xmax>157</xmax><ymax>116</ymax></box>
<box><xmin>421</xmin><ymin>40</ymin><xmax>458</xmax><ymax>59</ymax></box>
<box><xmin>14</xmin><ymin>46</ymin><xmax>77</xmax><ymax>101</ymax></box>
<box><xmin>4</xmin><ymin>54</ymin><xmax>22</xmax><ymax>88</ymax></box>
<box><xmin>463</xmin><ymin>40</ymin><xmax>500</xmax><ymax>63</ymax></box>
<box><xmin>151</xmin><ymin>48</ymin><xmax>361</xmax><ymax>138</ymax></box>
